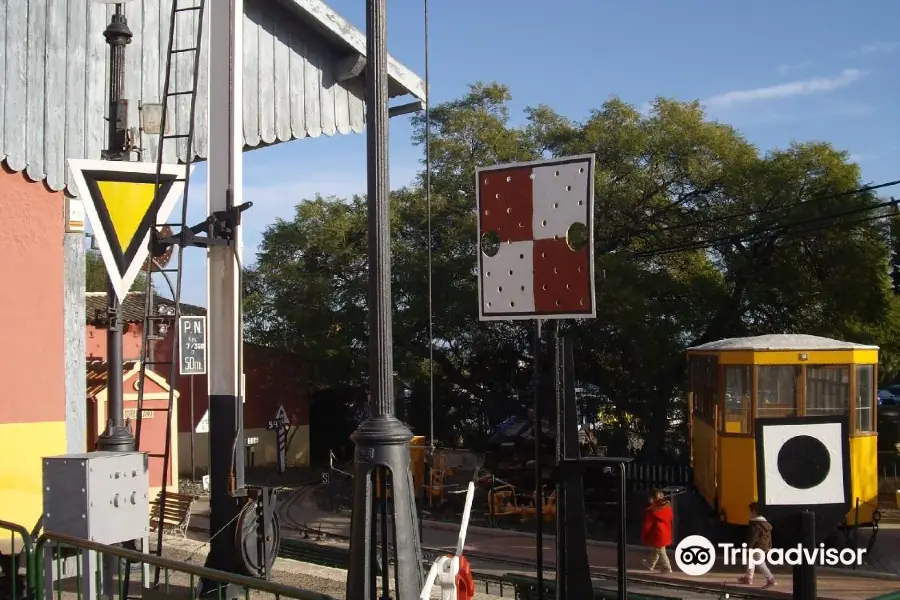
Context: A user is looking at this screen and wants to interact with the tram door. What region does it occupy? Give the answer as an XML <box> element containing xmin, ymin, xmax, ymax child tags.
<box><xmin>689</xmin><ymin>354</ymin><xmax>719</xmax><ymax>507</ymax></box>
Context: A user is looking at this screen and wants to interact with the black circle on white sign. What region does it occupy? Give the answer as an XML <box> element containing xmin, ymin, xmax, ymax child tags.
<box><xmin>776</xmin><ymin>434</ymin><xmax>831</xmax><ymax>490</ymax></box>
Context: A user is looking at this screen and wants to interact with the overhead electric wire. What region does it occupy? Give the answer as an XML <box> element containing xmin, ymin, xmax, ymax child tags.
<box><xmin>599</xmin><ymin>179</ymin><xmax>900</xmax><ymax>248</ymax></box>
<box><xmin>630</xmin><ymin>192</ymin><xmax>900</xmax><ymax>259</ymax></box>
<box><xmin>647</xmin><ymin>208</ymin><xmax>900</xmax><ymax>259</ymax></box>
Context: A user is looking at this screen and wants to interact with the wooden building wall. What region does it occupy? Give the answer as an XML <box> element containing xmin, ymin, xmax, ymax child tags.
<box><xmin>0</xmin><ymin>0</ymin><xmax>425</xmax><ymax>194</ymax></box>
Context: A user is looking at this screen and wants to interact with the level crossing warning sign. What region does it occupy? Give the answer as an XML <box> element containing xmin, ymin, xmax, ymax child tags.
<box><xmin>67</xmin><ymin>159</ymin><xmax>190</xmax><ymax>302</ymax></box>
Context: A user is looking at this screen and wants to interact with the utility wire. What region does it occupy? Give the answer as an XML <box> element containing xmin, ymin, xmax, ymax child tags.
<box><xmin>598</xmin><ymin>179</ymin><xmax>900</xmax><ymax>247</ymax></box>
<box><xmin>630</xmin><ymin>195</ymin><xmax>900</xmax><ymax>259</ymax></box>
<box><xmin>647</xmin><ymin>208</ymin><xmax>900</xmax><ymax>259</ymax></box>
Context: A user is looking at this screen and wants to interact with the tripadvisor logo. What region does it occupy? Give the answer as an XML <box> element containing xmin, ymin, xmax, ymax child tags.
<box><xmin>674</xmin><ymin>535</ymin><xmax>866</xmax><ymax>576</ymax></box>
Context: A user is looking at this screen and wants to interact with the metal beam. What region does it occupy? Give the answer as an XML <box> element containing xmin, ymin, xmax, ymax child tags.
<box><xmin>388</xmin><ymin>100</ymin><xmax>423</xmax><ymax>118</ymax></box>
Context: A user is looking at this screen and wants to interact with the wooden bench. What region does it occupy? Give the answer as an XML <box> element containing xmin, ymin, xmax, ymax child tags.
<box><xmin>149</xmin><ymin>491</ymin><xmax>196</xmax><ymax>539</ymax></box>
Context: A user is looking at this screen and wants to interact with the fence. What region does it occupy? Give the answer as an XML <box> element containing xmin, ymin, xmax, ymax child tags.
<box><xmin>0</xmin><ymin>524</ymin><xmax>340</xmax><ymax>600</ymax></box>
<box><xmin>0</xmin><ymin>519</ymin><xmax>36</xmax><ymax>600</ymax></box>
<box><xmin>624</xmin><ymin>461</ymin><xmax>693</xmax><ymax>492</ymax></box>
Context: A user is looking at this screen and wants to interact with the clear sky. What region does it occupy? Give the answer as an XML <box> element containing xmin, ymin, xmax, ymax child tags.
<box><xmin>172</xmin><ymin>0</ymin><xmax>899</xmax><ymax>307</ymax></box>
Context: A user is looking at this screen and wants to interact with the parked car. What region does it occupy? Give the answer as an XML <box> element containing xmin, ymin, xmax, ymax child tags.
<box><xmin>879</xmin><ymin>387</ymin><xmax>900</xmax><ymax>420</ymax></box>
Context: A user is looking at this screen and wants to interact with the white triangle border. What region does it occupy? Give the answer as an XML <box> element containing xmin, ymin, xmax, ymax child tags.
<box><xmin>67</xmin><ymin>158</ymin><xmax>192</xmax><ymax>302</ymax></box>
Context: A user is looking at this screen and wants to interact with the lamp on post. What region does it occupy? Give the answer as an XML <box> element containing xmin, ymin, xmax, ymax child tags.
<box><xmin>97</xmin><ymin>0</ymin><xmax>135</xmax><ymax>162</ymax></box>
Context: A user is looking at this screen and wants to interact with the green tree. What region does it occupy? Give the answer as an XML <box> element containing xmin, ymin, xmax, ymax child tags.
<box><xmin>245</xmin><ymin>82</ymin><xmax>900</xmax><ymax>454</ymax></box>
<box><xmin>85</xmin><ymin>248</ymin><xmax>151</xmax><ymax>293</ymax></box>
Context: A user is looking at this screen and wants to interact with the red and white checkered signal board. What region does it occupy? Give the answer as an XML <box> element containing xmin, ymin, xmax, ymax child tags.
<box><xmin>476</xmin><ymin>154</ymin><xmax>596</xmax><ymax>321</ymax></box>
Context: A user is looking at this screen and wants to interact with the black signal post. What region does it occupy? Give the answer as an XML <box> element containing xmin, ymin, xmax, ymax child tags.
<box><xmin>97</xmin><ymin>1</ymin><xmax>136</xmax><ymax>453</ymax></box>
<box><xmin>344</xmin><ymin>0</ymin><xmax>425</xmax><ymax>598</ymax></box>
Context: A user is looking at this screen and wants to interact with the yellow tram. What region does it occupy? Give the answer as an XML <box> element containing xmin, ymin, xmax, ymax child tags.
<box><xmin>687</xmin><ymin>334</ymin><xmax>879</xmax><ymax>528</ymax></box>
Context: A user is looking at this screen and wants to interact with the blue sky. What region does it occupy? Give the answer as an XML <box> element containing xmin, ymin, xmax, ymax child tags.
<box><xmin>173</xmin><ymin>0</ymin><xmax>899</xmax><ymax>306</ymax></box>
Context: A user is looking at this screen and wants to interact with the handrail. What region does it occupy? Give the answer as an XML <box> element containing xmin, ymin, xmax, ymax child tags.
<box><xmin>36</xmin><ymin>531</ymin><xmax>338</xmax><ymax>600</ymax></box>
<box><xmin>0</xmin><ymin>519</ymin><xmax>37</xmax><ymax>599</ymax></box>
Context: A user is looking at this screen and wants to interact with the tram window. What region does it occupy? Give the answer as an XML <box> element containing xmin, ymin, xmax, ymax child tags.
<box><xmin>806</xmin><ymin>366</ymin><xmax>849</xmax><ymax>417</ymax></box>
<box><xmin>855</xmin><ymin>365</ymin><xmax>875</xmax><ymax>432</ymax></box>
<box><xmin>690</xmin><ymin>355</ymin><xmax>717</xmax><ymax>420</ymax></box>
<box><xmin>723</xmin><ymin>366</ymin><xmax>751</xmax><ymax>433</ymax></box>
<box><xmin>757</xmin><ymin>366</ymin><xmax>798</xmax><ymax>418</ymax></box>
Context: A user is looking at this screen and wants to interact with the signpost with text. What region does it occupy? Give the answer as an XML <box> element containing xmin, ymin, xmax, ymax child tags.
<box><xmin>179</xmin><ymin>316</ymin><xmax>207</xmax><ymax>376</ymax></box>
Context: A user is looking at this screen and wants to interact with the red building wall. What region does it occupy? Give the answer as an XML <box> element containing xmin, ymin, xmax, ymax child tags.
<box><xmin>0</xmin><ymin>165</ymin><xmax>67</xmax><ymax>527</ymax></box>
<box><xmin>0</xmin><ymin>167</ymin><xmax>65</xmax><ymax>424</ymax></box>
<box><xmin>86</xmin><ymin>320</ymin><xmax>310</xmax><ymax>433</ymax></box>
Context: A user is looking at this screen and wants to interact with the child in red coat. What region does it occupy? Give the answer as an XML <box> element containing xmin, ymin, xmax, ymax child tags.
<box><xmin>641</xmin><ymin>489</ymin><xmax>673</xmax><ymax>573</ymax></box>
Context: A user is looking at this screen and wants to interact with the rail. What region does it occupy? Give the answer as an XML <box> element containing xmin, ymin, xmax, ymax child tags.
<box><xmin>0</xmin><ymin>519</ymin><xmax>37</xmax><ymax>600</ymax></box>
<box><xmin>36</xmin><ymin>531</ymin><xmax>338</xmax><ymax>600</ymax></box>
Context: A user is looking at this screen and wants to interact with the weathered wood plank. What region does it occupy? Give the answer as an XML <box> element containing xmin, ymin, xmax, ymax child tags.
<box><xmin>273</xmin><ymin>19</ymin><xmax>292</xmax><ymax>143</ymax></box>
<box><xmin>304</xmin><ymin>36</ymin><xmax>322</xmax><ymax>138</ymax></box>
<box><xmin>140</xmin><ymin>0</ymin><xmax>161</xmax><ymax>165</ymax></box>
<box><xmin>334</xmin><ymin>54</ymin><xmax>365</xmax><ymax>82</ymax></box>
<box><xmin>4</xmin><ymin>0</ymin><xmax>29</xmax><ymax>172</ymax></box>
<box><xmin>84</xmin><ymin>3</ymin><xmax>107</xmax><ymax>163</ymax></box>
<box><xmin>242</xmin><ymin>3</ymin><xmax>260</xmax><ymax>147</ymax></box>
<box><xmin>26</xmin><ymin>0</ymin><xmax>48</xmax><ymax>181</ymax></box>
<box><xmin>257</xmin><ymin>10</ymin><xmax>276</xmax><ymax>145</ymax></box>
<box><xmin>288</xmin><ymin>29</ymin><xmax>307</xmax><ymax>139</ymax></box>
<box><xmin>43</xmin><ymin>0</ymin><xmax>68</xmax><ymax>191</ymax></box>
<box><xmin>332</xmin><ymin>67</ymin><xmax>350</xmax><ymax>136</ymax></box>
<box><xmin>347</xmin><ymin>77</ymin><xmax>365</xmax><ymax>135</ymax></box>
<box><xmin>193</xmin><ymin>2</ymin><xmax>210</xmax><ymax>160</ymax></box>
<box><xmin>64</xmin><ymin>0</ymin><xmax>88</xmax><ymax>191</ymax></box>
<box><xmin>124</xmin><ymin>0</ymin><xmax>143</xmax><ymax>162</ymax></box>
<box><xmin>3</xmin><ymin>0</ymin><xmax>424</xmax><ymax>190</ymax></box>
<box><xmin>174</xmin><ymin>1</ymin><xmax>194</xmax><ymax>160</ymax></box>
<box><xmin>318</xmin><ymin>44</ymin><xmax>336</xmax><ymax>137</ymax></box>
<box><xmin>0</xmin><ymin>0</ymin><xmax>7</xmax><ymax>161</ymax></box>
<box><xmin>158</xmin><ymin>0</ymin><xmax>176</xmax><ymax>166</ymax></box>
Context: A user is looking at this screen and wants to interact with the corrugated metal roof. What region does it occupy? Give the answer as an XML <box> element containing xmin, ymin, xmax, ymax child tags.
<box><xmin>0</xmin><ymin>0</ymin><xmax>426</xmax><ymax>194</ymax></box>
<box><xmin>85</xmin><ymin>291</ymin><xmax>205</xmax><ymax>324</ymax></box>
<box><xmin>688</xmin><ymin>334</ymin><xmax>879</xmax><ymax>352</ymax></box>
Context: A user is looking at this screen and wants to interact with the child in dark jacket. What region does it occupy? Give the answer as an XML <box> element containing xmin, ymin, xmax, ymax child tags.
<box><xmin>739</xmin><ymin>502</ymin><xmax>776</xmax><ymax>588</ymax></box>
<box><xmin>641</xmin><ymin>489</ymin><xmax>673</xmax><ymax>573</ymax></box>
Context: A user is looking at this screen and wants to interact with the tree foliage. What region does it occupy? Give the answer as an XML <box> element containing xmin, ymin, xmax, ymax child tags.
<box><xmin>245</xmin><ymin>82</ymin><xmax>900</xmax><ymax>457</ymax></box>
<box><xmin>85</xmin><ymin>249</ymin><xmax>150</xmax><ymax>293</ymax></box>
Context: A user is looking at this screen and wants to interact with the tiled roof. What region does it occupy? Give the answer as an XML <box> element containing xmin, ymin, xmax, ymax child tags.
<box><xmin>86</xmin><ymin>292</ymin><xmax>205</xmax><ymax>325</ymax></box>
<box><xmin>86</xmin><ymin>360</ymin><xmax>139</xmax><ymax>397</ymax></box>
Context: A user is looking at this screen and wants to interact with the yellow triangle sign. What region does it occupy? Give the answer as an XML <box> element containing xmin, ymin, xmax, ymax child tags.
<box><xmin>67</xmin><ymin>159</ymin><xmax>191</xmax><ymax>302</ymax></box>
<box><xmin>96</xmin><ymin>181</ymin><xmax>158</xmax><ymax>251</ymax></box>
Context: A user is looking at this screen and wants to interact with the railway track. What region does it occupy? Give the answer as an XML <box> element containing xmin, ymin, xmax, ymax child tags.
<box><xmin>181</xmin><ymin>486</ymin><xmax>751</xmax><ymax>600</ymax></box>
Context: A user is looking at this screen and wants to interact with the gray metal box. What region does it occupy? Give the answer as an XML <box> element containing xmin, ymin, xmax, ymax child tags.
<box><xmin>42</xmin><ymin>452</ymin><xmax>150</xmax><ymax>545</ymax></box>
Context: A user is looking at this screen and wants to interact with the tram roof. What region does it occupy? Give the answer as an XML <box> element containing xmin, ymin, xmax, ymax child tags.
<box><xmin>687</xmin><ymin>334</ymin><xmax>879</xmax><ymax>352</ymax></box>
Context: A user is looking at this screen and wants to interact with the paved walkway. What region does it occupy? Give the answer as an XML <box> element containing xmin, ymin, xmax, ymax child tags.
<box><xmin>186</xmin><ymin>489</ymin><xmax>900</xmax><ymax>600</ymax></box>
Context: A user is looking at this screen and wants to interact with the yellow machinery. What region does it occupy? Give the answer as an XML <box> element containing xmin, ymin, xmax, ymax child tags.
<box><xmin>486</xmin><ymin>484</ymin><xmax>556</xmax><ymax>525</ymax></box>
<box><xmin>375</xmin><ymin>435</ymin><xmax>427</xmax><ymax>499</ymax></box>
<box><xmin>687</xmin><ymin>334</ymin><xmax>879</xmax><ymax>527</ymax></box>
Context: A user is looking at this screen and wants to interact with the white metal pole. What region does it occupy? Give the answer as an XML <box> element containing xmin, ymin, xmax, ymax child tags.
<box><xmin>202</xmin><ymin>0</ymin><xmax>244</xmax><ymax>579</ymax></box>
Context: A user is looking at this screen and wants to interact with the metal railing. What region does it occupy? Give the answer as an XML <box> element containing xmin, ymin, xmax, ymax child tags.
<box><xmin>35</xmin><ymin>532</ymin><xmax>338</xmax><ymax>600</ymax></box>
<box><xmin>0</xmin><ymin>519</ymin><xmax>37</xmax><ymax>600</ymax></box>
<box><xmin>624</xmin><ymin>462</ymin><xmax>692</xmax><ymax>492</ymax></box>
